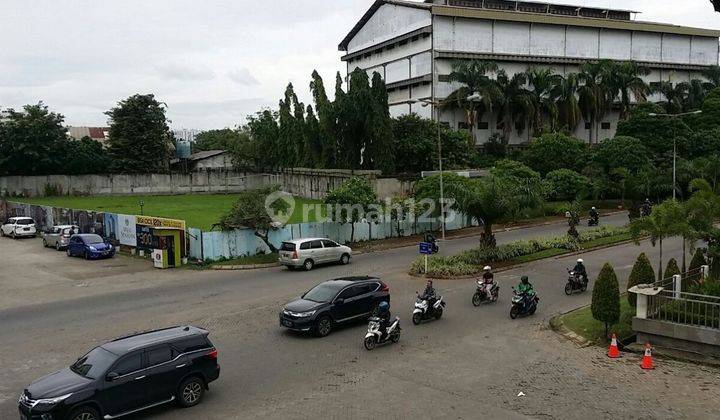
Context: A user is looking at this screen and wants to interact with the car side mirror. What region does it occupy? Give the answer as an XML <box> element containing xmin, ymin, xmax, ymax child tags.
<box><xmin>335</xmin><ymin>298</ymin><xmax>344</xmax><ymax>305</ymax></box>
<box><xmin>106</xmin><ymin>372</ymin><xmax>119</xmax><ymax>381</ymax></box>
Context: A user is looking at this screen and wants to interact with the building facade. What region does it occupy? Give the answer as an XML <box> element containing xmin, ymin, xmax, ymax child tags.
<box><xmin>339</xmin><ymin>0</ymin><xmax>720</xmax><ymax>145</ymax></box>
<box><xmin>67</xmin><ymin>126</ymin><xmax>110</xmax><ymax>146</ymax></box>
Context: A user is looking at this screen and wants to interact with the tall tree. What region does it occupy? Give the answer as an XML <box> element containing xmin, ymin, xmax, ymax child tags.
<box><xmin>302</xmin><ymin>105</ymin><xmax>321</xmax><ymax>168</ymax></box>
<box><xmin>578</xmin><ymin>60</ymin><xmax>612</xmax><ymax>144</ymax></box>
<box><xmin>240</xmin><ymin>110</ymin><xmax>279</xmax><ymax>171</ymax></box>
<box><xmin>105</xmin><ymin>94</ymin><xmax>173</xmax><ymax>173</ymax></box>
<box><xmin>526</xmin><ymin>67</ymin><xmax>561</xmax><ymax>135</ymax></box>
<box><xmin>368</xmin><ymin>72</ymin><xmax>395</xmax><ymax>174</ymax></box>
<box><xmin>607</xmin><ymin>61</ymin><xmax>651</xmax><ymax>119</ymax></box>
<box><xmin>551</xmin><ymin>72</ymin><xmax>582</xmax><ymax>133</ymax></box>
<box><xmin>277</xmin><ymin>84</ymin><xmax>300</xmax><ymax>168</ymax></box>
<box><xmin>310</xmin><ymin>70</ymin><xmax>338</xmax><ymax>168</ymax></box>
<box><xmin>654</xmin><ymin>81</ymin><xmax>689</xmax><ymax>114</ymax></box>
<box><xmin>0</xmin><ymin>103</ymin><xmax>68</xmax><ymax>175</ymax></box>
<box><xmin>702</xmin><ymin>65</ymin><xmax>720</xmax><ymax>90</ymax></box>
<box><xmin>629</xmin><ymin>199</ymin><xmax>686</xmax><ymax>279</ymax></box>
<box><xmin>494</xmin><ymin>70</ymin><xmax>534</xmax><ymax>143</ymax></box>
<box><xmin>443</xmin><ymin>60</ymin><xmax>501</xmax><ymax>145</ymax></box>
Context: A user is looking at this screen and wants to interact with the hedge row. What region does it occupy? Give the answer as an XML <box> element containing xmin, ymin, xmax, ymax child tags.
<box><xmin>410</xmin><ymin>226</ymin><xmax>629</xmax><ymax>278</ymax></box>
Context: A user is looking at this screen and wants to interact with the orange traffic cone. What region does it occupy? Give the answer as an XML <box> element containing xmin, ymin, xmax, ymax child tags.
<box><xmin>607</xmin><ymin>334</ymin><xmax>620</xmax><ymax>358</ymax></box>
<box><xmin>640</xmin><ymin>342</ymin><xmax>655</xmax><ymax>370</ymax></box>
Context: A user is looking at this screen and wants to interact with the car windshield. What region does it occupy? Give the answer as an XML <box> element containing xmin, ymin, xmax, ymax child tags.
<box><xmin>303</xmin><ymin>283</ymin><xmax>342</xmax><ymax>303</ymax></box>
<box><xmin>15</xmin><ymin>219</ymin><xmax>33</xmax><ymax>225</ymax></box>
<box><xmin>280</xmin><ymin>242</ymin><xmax>295</xmax><ymax>251</ymax></box>
<box><xmin>83</xmin><ymin>234</ymin><xmax>104</xmax><ymax>244</ymax></box>
<box><xmin>70</xmin><ymin>347</ymin><xmax>117</xmax><ymax>379</ymax></box>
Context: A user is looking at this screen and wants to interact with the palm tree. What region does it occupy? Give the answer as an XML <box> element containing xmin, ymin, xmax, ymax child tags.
<box><xmin>551</xmin><ymin>72</ymin><xmax>582</xmax><ymax>132</ymax></box>
<box><xmin>526</xmin><ymin>67</ymin><xmax>561</xmax><ymax>135</ymax></box>
<box><xmin>494</xmin><ymin>69</ymin><xmax>534</xmax><ymax>143</ymax></box>
<box><xmin>654</xmin><ymin>81</ymin><xmax>689</xmax><ymax>114</ymax></box>
<box><xmin>443</xmin><ymin>60</ymin><xmax>501</xmax><ymax>145</ymax></box>
<box><xmin>629</xmin><ymin>199</ymin><xmax>686</xmax><ymax>280</ymax></box>
<box><xmin>702</xmin><ymin>65</ymin><xmax>720</xmax><ymax>90</ymax></box>
<box><xmin>684</xmin><ymin>79</ymin><xmax>708</xmax><ymax>111</ymax></box>
<box><xmin>578</xmin><ymin>60</ymin><xmax>612</xmax><ymax>144</ymax></box>
<box><xmin>459</xmin><ymin>174</ymin><xmax>543</xmax><ymax>247</ymax></box>
<box><xmin>607</xmin><ymin>61</ymin><xmax>651</xmax><ymax>119</ymax></box>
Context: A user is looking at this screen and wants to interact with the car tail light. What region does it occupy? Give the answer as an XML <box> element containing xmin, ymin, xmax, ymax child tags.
<box><xmin>380</xmin><ymin>282</ymin><xmax>389</xmax><ymax>292</ymax></box>
<box><xmin>292</xmin><ymin>251</ymin><xmax>298</xmax><ymax>259</ymax></box>
<box><xmin>207</xmin><ymin>349</ymin><xmax>218</xmax><ymax>359</ymax></box>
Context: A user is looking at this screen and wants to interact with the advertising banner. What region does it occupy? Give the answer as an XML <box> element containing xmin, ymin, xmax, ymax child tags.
<box><xmin>136</xmin><ymin>215</ymin><xmax>186</xmax><ymax>231</ymax></box>
<box><xmin>118</xmin><ymin>214</ymin><xmax>137</xmax><ymax>247</ymax></box>
<box><xmin>104</xmin><ymin>213</ymin><xmax>118</xmax><ymax>242</ymax></box>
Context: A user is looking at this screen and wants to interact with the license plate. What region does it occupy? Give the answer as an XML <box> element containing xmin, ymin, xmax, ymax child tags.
<box><xmin>282</xmin><ymin>319</ymin><xmax>293</xmax><ymax>327</ymax></box>
<box><xmin>23</xmin><ymin>228</ymin><xmax>30</xmax><ymax>231</ymax></box>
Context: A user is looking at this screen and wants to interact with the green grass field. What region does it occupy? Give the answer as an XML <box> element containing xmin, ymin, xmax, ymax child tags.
<box><xmin>17</xmin><ymin>195</ymin><xmax>323</xmax><ymax>231</ymax></box>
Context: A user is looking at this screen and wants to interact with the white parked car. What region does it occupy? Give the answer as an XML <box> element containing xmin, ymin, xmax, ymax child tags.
<box><xmin>278</xmin><ymin>238</ymin><xmax>352</xmax><ymax>271</ymax></box>
<box><xmin>1</xmin><ymin>217</ymin><xmax>37</xmax><ymax>239</ymax></box>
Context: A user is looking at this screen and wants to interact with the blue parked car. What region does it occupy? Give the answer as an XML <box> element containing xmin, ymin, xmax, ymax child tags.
<box><xmin>66</xmin><ymin>233</ymin><xmax>116</xmax><ymax>260</ymax></box>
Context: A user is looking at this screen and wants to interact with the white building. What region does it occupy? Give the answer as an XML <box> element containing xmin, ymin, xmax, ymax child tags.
<box><xmin>339</xmin><ymin>0</ymin><xmax>720</xmax><ymax>145</ymax></box>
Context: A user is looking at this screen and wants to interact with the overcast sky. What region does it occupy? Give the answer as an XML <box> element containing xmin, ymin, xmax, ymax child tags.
<box><xmin>1</xmin><ymin>0</ymin><xmax>718</xmax><ymax>130</ymax></box>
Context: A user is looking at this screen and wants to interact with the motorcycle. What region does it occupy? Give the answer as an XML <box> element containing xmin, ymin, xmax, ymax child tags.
<box><xmin>588</xmin><ymin>214</ymin><xmax>599</xmax><ymax>226</ymax></box>
<box><xmin>364</xmin><ymin>316</ymin><xmax>401</xmax><ymax>350</ymax></box>
<box><xmin>509</xmin><ymin>288</ymin><xmax>539</xmax><ymax>319</ymax></box>
<box><xmin>640</xmin><ymin>205</ymin><xmax>652</xmax><ymax>218</ymax></box>
<box><xmin>564</xmin><ymin>269</ymin><xmax>588</xmax><ymax>295</ymax></box>
<box><xmin>412</xmin><ymin>294</ymin><xmax>445</xmax><ymax>325</ymax></box>
<box><xmin>472</xmin><ymin>280</ymin><xmax>499</xmax><ymax>306</ymax></box>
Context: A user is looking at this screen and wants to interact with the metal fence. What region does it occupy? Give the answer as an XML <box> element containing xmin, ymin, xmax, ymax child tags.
<box><xmin>647</xmin><ymin>290</ymin><xmax>720</xmax><ymax>329</ymax></box>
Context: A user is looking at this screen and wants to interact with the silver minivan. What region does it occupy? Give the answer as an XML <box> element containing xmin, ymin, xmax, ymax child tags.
<box><xmin>278</xmin><ymin>238</ymin><xmax>352</xmax><ymax>271</ymax></box>
<box><xmin>42</xmin><ymin>225</ymin><xmax>80</xmax><ymax>250</ymax></box>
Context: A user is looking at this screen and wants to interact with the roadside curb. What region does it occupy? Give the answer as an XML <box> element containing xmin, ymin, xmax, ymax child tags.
<box><xmin>210</xmin><ymin>262</ymin><xmax>281</xmax><ymax>270</ymax></box>
<box><xmin>410</xmin><ymin>237</ymin><xmax>637</xmax><ymax>280</ymax></box>
<box><xmin>548</xmin><ymin>312</ymin><xmax>593</xmax><ymax>348</ymax></box>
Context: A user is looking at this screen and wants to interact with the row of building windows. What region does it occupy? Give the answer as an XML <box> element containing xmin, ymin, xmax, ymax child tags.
<box><xmin>456</xmin><ymin>120</ymin><xmax>612</xmax><ymax>130</ymax></box>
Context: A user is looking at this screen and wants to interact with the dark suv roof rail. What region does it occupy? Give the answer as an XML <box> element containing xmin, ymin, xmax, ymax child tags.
<box><xmin>332</xmin><ymin>275</ymin><xmax>377</xmax><ymax>282</ymax></box>
<box><xmin>110</xmin><ymin>325</ymin><xmax>184</xmax><ymax>342</ymax></box>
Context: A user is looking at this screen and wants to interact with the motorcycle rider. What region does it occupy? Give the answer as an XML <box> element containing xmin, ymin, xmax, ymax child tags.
<box><xmin>377</xmin><ymin>301</ymin><xmax>392</xmax><ymax>340</ymax></box>
<box><xmin>421</xmin><ymin>280</ymin><xmax>437</xmax><ymax>307</ymax></box>
<box><xmin>589</xmin><ymin>206</ymin><xmax>599</xmax><ymax>222</ymax></box>
<box><xmin>481</xmin><ymin>265</ymin><xmax>497</xmax><ymax>301</ymax></box>
<box><xmin>516</xmin><ymin>276</ymin><xmax>536</xmax><ymax>310</ymax></box>
<box><xmin>573</xmin><ymin>258</ymin><xmax>588</xmax><ymax>284</ymax></box>
<box><xmin>641</xmin><ymin>199</ymin><xmax>652</xmax><ymax>216</ymax></box>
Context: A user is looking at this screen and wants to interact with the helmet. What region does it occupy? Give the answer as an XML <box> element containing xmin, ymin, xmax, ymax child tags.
<box><xmin>484</xmin><ymin>265</ymin><xmax>492</xmax><ymax>271</ymax></box>
<box><xmin>577</xmin><ymin>259</ymin><xmax>584</xmax><ymax>263</ymax></box>
<box><xmin>378</xmin><ymin>301</ymin><xmax>389</xmax><ymax>314</ymax></box>
<box><xmin>591</xmin><ymin>207</ymin><xmax>596</xmax><ymax>210</ymax></box>
<box><xmin>521</xmin><ymin>276</ymin><xmax>529</xmax><ymax>284</ymax></box>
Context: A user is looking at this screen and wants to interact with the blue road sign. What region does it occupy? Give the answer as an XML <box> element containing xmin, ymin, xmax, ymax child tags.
<box><xmin>419</xmin><ymin>242</ymin><xmax>433</xmax><ymax>255</ymax></box>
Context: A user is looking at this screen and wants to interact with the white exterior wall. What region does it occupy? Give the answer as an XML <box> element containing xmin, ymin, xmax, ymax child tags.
<box><xmin>347</xmin><ymin>4</ymin><xmax>431</xmax><ymax>53</ymax></box>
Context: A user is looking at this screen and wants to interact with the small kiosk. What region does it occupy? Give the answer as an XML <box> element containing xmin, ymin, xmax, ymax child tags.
<box><xmin>135</xmin><ymin>216</ymin><xmax>186</xmax><ymax>269</ymax></box>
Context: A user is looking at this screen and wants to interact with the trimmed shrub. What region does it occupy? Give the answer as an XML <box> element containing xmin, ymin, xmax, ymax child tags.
<box><xmin>687</xmin><ymin>248</ymin><xmax>707</xmax><ymax>286</ymax></box>
<box><xmin>627</xmin><ymin>253</ymin><xmax>655</xmax><ymax>307</ymax></box>
<box><xmin>664</xmin><ymin>258</ymin><xmax>681</xmax><ymax>282</ymax></box>
<box><xmin>592</xmin><ymin>263</ymin><xmax>621</xmax><ymax>339</ymax></box>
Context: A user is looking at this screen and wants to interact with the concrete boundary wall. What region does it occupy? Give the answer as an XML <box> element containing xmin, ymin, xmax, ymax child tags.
<box><xmin>0</xmin><ymin>168</ymin><xmax>414</xmax><ymax>200</ymax></box>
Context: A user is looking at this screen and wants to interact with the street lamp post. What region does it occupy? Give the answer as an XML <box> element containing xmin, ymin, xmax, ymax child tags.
<box><xmin>409</xmin><ymin>97</ymin><xmax>445</xmax><ymax>240</ymax></box>
<box><xmin>648</xmin><ymin>110</ymin><xmax>702</xmax><ymax>200</ymax></box>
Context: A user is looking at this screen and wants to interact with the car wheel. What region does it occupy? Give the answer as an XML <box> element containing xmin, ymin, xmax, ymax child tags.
<box><xmin>0</xmin><ymin>229</ymin><xmax>4</xmax><ymax>237</ymax></box>
<box><xmin>42</xmin><ymin>238</ymin><xmax>48</xmax><ymax>247</ymax></box>
<box><xmin>303</xmin><ymin>259</ymin><xmax>314</xmax><ymax>271</ymax></box>
<box><xmin>11</xmin><ymin>231</ymin><xmax>16</xmax><ymax>239</ymax></box>
<box><xmin>56</xmin><ymin>242</ymin><xmax>61</xmax><ymax>251</ymax></box>
<box><xmin>340</xmin><ymin>253</ymin><xmax>350</xmax><ymax>265</ymax></box>
<box><xmin>84</xmin><ymin>251</ymin><xmax>91</xmax><ymax>260</ymax></box>
<box><xmin>68</xmin><ymin>406</ymin><xmax>100</xmax><ymax>420</ymax></box>
<box><xmin>177</xmin><ymin>376</ymin><xmax>205</xmax><ymax>408</ymax></box>
<box><xmin>314</xmin><ymin>316</ymin><xmax>333</xmax><ymax>337</ymax></box>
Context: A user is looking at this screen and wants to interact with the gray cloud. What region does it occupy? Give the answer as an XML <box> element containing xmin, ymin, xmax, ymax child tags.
<box><xmin>227</xmin><ymin>68</ymin><xmax>260</xmax><ymax>85</ymax></box>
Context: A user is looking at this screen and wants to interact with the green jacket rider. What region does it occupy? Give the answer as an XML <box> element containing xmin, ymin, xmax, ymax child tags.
<box><xmin>517</xmin><ymin>276</ymin><xmax>535</xmax><ymax>297</ymax></box>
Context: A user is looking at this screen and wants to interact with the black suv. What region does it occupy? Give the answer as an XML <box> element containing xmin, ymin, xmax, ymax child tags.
<box><xmin>18</xmin><ymin>326</ymin><xmax>220</xmax><ymax>420</ymax></box>
<box><xmin>279</xmin><ymin>276</ymin><xmax>390</xmax><ymax>337</ymax></box>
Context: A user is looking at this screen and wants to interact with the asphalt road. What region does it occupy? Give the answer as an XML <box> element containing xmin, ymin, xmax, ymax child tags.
<box><xmin>2</xmin><ymin>213</ymin><xmax>718</xmax><ymax>419</ymax></box>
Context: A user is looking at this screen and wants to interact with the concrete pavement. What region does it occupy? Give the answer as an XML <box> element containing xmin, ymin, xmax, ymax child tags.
<box><xmin>1</xmin><ymin>213</ymin><xmax>719</xmax><ymax>419</ymax></box>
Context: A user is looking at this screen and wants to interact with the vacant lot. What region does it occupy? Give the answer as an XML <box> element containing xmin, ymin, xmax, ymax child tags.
<box><xmin>19</xmin><ymin>195</ymin><xmax>323</xmax><ymax>230</ymax></box>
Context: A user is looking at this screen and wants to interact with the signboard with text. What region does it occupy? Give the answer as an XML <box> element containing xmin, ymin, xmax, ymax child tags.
<box><xmin>118</xmin><ymin>214</ymin><xmax>137</xmax><ymax>247</ymax></box>
<box><xmin>136</xmin><ymin>215</ymin><xmax>186</xmax><ymax>231</ymax></box>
